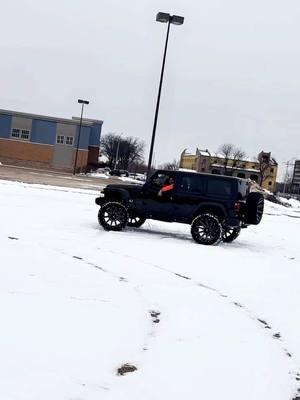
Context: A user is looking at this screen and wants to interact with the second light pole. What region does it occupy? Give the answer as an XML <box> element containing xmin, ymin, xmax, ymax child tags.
<box><xmin>146</xmin><ymin>12</ymin><xmax>184</xmax><ymax>178</ymax></box>
<box><xmin>73</xmin><ymin>99</ymin><xmax>89</xmax><ymax>175</ymax></box>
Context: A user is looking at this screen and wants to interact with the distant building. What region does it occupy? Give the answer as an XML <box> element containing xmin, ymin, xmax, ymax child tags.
<box><xmin>180</xmin><ymin>148</ymin><xmax>278</xmax><ymax>192</ymax></box>
<box><xmin>292</xmin><ymin>160</ymin><xmax>300</xmax><ymax>191</ymax></box>
<box><xmin>0</xmin><ymin>109</ymin><xmax>103</xmax><ymax>171</ymax></box>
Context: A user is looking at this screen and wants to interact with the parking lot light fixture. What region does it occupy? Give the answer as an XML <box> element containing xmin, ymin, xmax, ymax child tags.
<box><xmin>73</xmin><ymin>99</ymin><xmax>89</xmax><ymax>175</ymax></box>
<box><xmin>146</xmin><ymin>12</ymin><xmax>184</xmax><ymax>179</ymax></box>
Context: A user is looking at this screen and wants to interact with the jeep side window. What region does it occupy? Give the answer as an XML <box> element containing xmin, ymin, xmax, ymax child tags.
<box><xmin>179</xmin><ymin>176</ymin><xmax>205</xmax><ymax>194</ymax></box>
<box><xmin>150</xmin><ymin>173</ymin><xmax>170</xmax><ymax>188</ymax></box>
<box><xmin>207</xmin><ymin>179</ymin><xmax>232</xmax><ymax>197</ymax></box>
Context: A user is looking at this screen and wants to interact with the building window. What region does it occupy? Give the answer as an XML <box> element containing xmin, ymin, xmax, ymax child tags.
<box><xmin>57</xmin><ymin>135</ymin><xmax>65</xmax><ymax>144</ymax></box>
<box><xmin>11</xmin><ymin>128</ymin><xmax>20</xmax><ymax>138</ymax></box>
<box><xmin>66</xmin><ymin>136</ymin><xmax>74</xmax><ymax>146</ymax></box>
<box><xmin>11</xmin><ymin>128</ymin><xmax>30</xmax><ymax>140</ymax></box>
<box><xmin>21</xmin><ymin>129</ymin><xmax>30</xmax><ymax>139</ymax></box>
<box><xmin>250</xmin><ymin>174</ymin><xmax>258</xmax><ymax>182</ymax></box>
<box><xmin>270</xmin><ymin>168</ymin><xmax>274</xmax><ymax>173</ymax></box>
<box><xmin>268</xmin><ymin>181</ymin><xmax>272</xmax><ymax>186</ymax></box>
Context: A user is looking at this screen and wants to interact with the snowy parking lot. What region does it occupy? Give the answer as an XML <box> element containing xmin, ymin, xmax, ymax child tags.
<box><xmin>1</xmin><ymin>179</ymin><xmax>300</xmax><ymax>400</ymax></box>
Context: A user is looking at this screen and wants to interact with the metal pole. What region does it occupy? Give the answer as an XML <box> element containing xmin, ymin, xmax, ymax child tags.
<box><xmin>114</xmin><ymin>138</ymin><xmax>121</xmax><ymax>170</ymax></box>
<box><xmin>73</xmin><ymin>103</ymin><xmax>84</xmax><ymax>175</ymax></box>
<box><xmin>147</xmin><ymin>19</ymin><xmax>171</xmax><ymax>178</ymax></box>
<box><xmin>283</xmin><ymin>161</ymin><xmax>289</xmax><ymax>194</ymax></box>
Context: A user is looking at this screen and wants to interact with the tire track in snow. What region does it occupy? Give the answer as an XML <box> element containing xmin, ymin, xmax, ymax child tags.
<box><xmin>6</xmin><ymin>235</ymin><xmax>300</xmax><ymax>397</ymax></box>
<box><xmin>96</xmin><ymin>247</ymin><xmax>300</xmax><ymax>398</ymax></box>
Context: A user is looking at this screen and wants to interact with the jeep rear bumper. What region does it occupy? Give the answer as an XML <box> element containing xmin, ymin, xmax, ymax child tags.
<box><xmin>225</xmin><ymin>217</ymin><xmax>241</xmax><ymax>227</ymax></box>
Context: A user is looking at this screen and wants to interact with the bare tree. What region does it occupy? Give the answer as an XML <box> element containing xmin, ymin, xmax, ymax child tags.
<box><xmin>117</xmin><ymin>137</ymin><xmax>145</xmax><ymax>170</ymax></box>
<box><xmin>218</xmin><ymin>143</ymin><xmax>234</xmax><ymax>175</ymax></box>
<box><xmin>232</xmin><ymin>148</ymin><xmax>246</xmax><ymax>170</ymax></box>
<box><xmin>128</xmin><ymin>161</ymin><xmax>148</xmax><ymax>174</ymax></box>
<box><xmin>158</xmin><ymin>159</ymin><xmax>180</xmax><ymax>170</ymax></box>
<box><xmin>100</xmin><ymin>133</ymin><xmax>145</xmax><ymax>170</ymax></box>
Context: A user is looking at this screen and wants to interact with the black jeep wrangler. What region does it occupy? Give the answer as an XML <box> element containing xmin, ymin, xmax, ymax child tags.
<box><xmin>95</xmin><ymin>170</ymin><xmax>264</xmax><ymax>245</ymax></box>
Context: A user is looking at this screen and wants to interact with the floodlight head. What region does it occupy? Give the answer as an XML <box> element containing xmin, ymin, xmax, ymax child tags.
<box><xmin>78</xmin><ymin>99</ymin><xmax>89</xmax><ymax>105</ymax></box>
<box><xmin>170</xmin><ymin>15</ymin><xmax>184</xmax><ymax>25</ymax></box>
<box><xmin>156</xmin><ymin>12</ymin><xmax>170</xmax><ymax>23</ymax></box>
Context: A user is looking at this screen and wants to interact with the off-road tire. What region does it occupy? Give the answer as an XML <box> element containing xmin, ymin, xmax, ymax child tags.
<box><xmin>191</xmin><ymin>213</ymin><xmax>222</xmax><ymax>245</ymax></box>
<box><xmin>98</xmin><ymin>202</ymin><xmax>128</xmax><ymax>231</ymax></box>
<box><xmin>245</xmin><ymin>192</ymin><xmax>264</xmax><ymax>225</ymax></box>
<box><xmin>222</xmin><ymin>226</ymin><xmax>241</xmax><ymax>243</ymax></box>
<box><xmin>127</xmin><ymin>213</ymin><xmax>146</xmax><ymax>228</ymax></box>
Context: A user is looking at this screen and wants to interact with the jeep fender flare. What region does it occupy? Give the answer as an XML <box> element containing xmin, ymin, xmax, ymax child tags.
<box><xmin>102</xmin><ymin>188</ymin><xmax>133</xmax><ymax>208</ymax></box>
<box><xmin>192</xmin><ymin>202</ymin><xmax>227</xmax><ymax>222</ymax></box>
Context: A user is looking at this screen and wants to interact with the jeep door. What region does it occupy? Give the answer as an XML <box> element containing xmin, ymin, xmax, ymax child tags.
<box><xmin>172</xmin><ymin>174</ymin><xmax>207</xmax><ymax>222</ymax></box>
<box><xmin>138</xmin><ymin>172</ymin><xmax>175</xmax><ymax>220</ymax></box>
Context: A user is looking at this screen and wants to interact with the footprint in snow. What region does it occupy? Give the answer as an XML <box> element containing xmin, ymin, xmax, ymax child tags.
<box><xmin>8</xmin><ymin>236</ymin><xmax>19</xmax><ymax>240</ymax></box>
<box><xmin>257</xmin><ymin>318</ymin><xmax>272</xmax><ymax>329</ymax></box>
<box><xmin>150</xmin><ymin>310</ymin><xmax>161</xmax><ymax>324</ymax></box>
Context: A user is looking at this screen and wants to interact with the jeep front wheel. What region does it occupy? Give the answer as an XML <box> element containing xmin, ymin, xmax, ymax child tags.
<box><xmin>191</xmin><ymin>214</ymin><xmax>222</xmax><ymax>245</ymax></box>
<box><xmin>98</xmin><ymin>202</ymin><xmax>128</xmax><ymax>231</ymax></box>
<box><xmin>222</xmin><ymin>226</ymin><xmax>241</xmax><ymax>243</ymax></box>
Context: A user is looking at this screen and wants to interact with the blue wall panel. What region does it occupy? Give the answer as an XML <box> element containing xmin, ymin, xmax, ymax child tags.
<box><xmin>0</xmin><ymin>114</ymin><xmax>12</xmax><ymax>138</ymax></box>
<box><xmin>31</xmin><ymin>119</ymin><xmax>57</xmax><ymax>145</ymax></box>
<box><xmin>75</xmin><ymin>126</ymin><xmax>90</xmax><ymax>150</ymax></box>
<box><xmin>89</xmin><ymin>123</ymin><xmax>102</xmax><ymax>147</ymax></box>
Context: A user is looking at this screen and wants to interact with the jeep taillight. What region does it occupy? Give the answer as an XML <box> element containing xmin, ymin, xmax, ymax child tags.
<box><xmin>234</xmin><ymin>202</ymin><xmax>241</xmax><ymax>213</ymax></box>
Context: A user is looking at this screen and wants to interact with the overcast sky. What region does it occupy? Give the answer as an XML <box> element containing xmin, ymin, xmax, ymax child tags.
<box><xmin>1</xmin><ymin>0</ymin><xmax>300</xmax><ymax>177</ymax></box>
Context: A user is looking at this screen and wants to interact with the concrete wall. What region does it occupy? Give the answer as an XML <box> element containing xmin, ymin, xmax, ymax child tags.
<box><xmin>11</xmin><ymin>116</ymin><xmax>32</xmax><ymax>131</ymax></box>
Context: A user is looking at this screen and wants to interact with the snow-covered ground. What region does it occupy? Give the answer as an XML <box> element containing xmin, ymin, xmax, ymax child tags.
<box><xmin>87</xmin><ymin>172</ymin><xmax>144</xmax><ymax>185</ymax></box>
<box><xmin>1</xmin><ymin>179</ymin><xmax>300</xmax><ymax>400</ymax></box>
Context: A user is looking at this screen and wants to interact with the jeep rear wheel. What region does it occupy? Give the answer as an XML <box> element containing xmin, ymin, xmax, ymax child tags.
<box><xmin>127</xmin><ymin>213</ymin><xmax>146</xmax><ymax>228</ymax></box>
<box><xmin>222</xmin><ymin>226</ymin><xmax>241</xmax><ymax>243</ymax></box>
<box><xmin>245</xmin><ymin>192</ymin><xmax>264</xmax><ymax>225</ymax></box>
<box><xmin>98</xmin><ymin>202</ymin><xmax>128</xmax><ymax>231</ymax></box>
<box><xmin>191</xmin><ymin>214</ymin><xmax>222</xmax><ymax>245</ymax></box>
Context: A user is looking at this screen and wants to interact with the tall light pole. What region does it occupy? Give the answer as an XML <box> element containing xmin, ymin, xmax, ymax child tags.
<box><xmin>146</xmin><ymin>12</ymin><xmax>184</xmax><ymax>178</ymax></box>
<box><xmin>114</xmin><ymin>133</ymin><xmax>123</xmax><ymax>170</ymax></box>
<box><xmin>73</xmin><ymin>99</ymin><xmax>89</xmax><ymax>175</ymax></box>
<box><xmin>283</xmin><ymin>158</ymin><xmax>296</xmax><ymax>194</ymax></box>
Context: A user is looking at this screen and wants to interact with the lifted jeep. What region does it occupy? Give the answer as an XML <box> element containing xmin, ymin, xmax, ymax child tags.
<box><xmin>95</xmin><ymin>170</ymin><xmax>264</xmax><ymax>245</ymax></box>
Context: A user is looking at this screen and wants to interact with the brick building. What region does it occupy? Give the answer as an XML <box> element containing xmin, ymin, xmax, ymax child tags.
<box><xmin>0</xmin><ymin>109</ymin><xmax>103</xmax><ymax>171</ymax></box>
<box><xmin>180</xmin><ymin>148</ymin><xmax>278</xmax><ymax>192</ymax></box>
